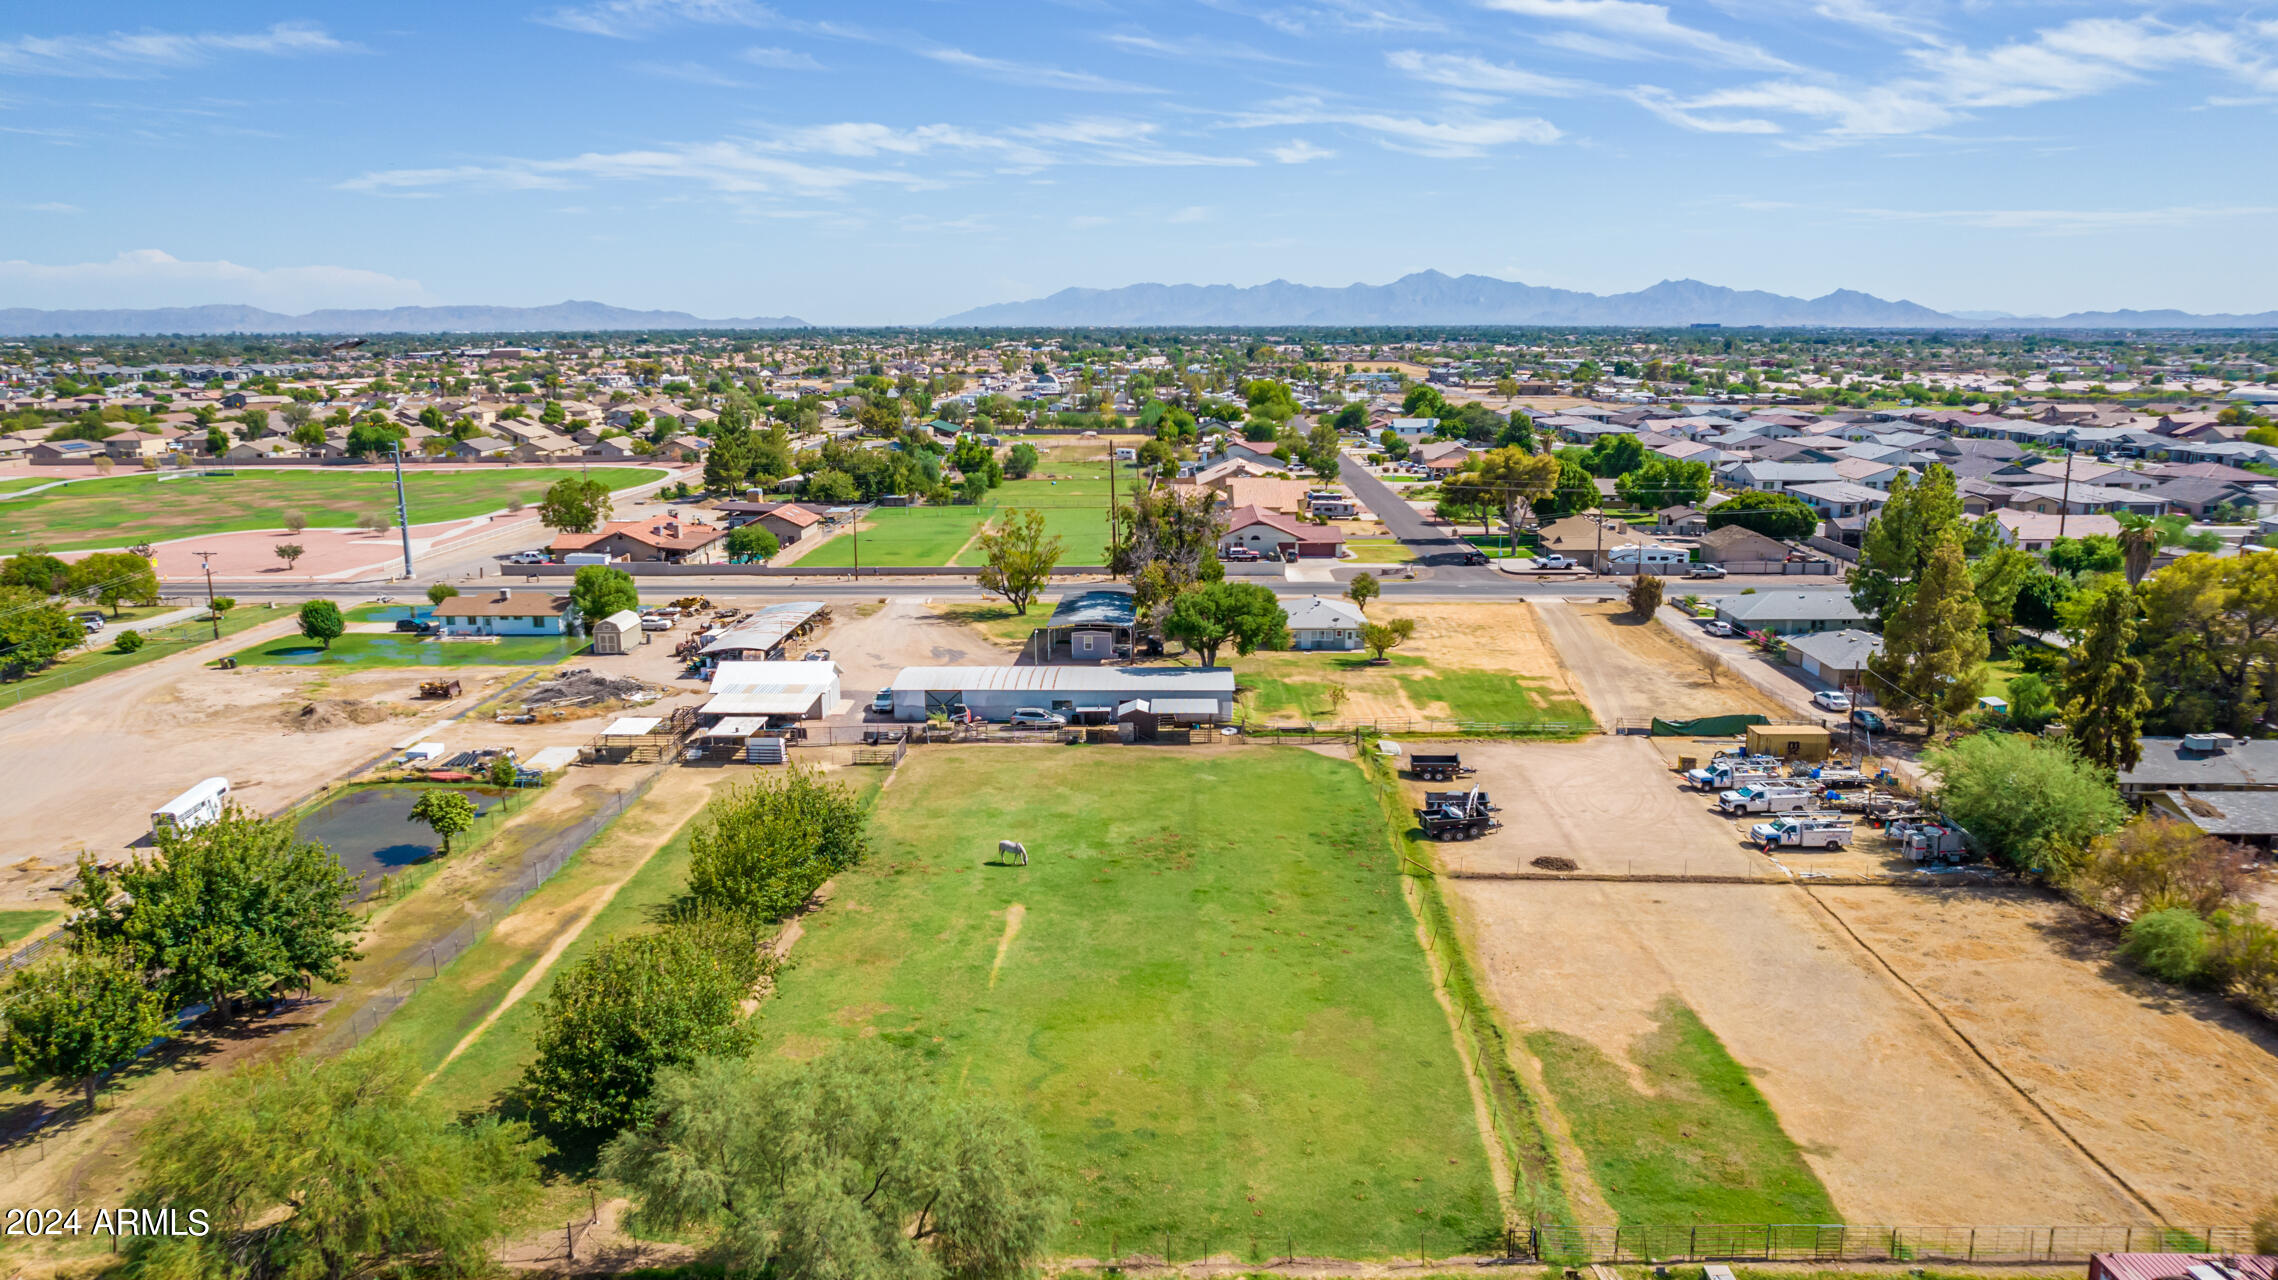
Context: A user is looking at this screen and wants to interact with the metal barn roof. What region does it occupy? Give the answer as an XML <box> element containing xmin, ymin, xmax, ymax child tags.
<box><xmin>698</xmin><ymin>600</ymin><xmax>827</xmax><ymax>656</ymax></box>
<box><xmin>1045</xmin><ymin>589</ymin><xmax>1137</xmax><ymax>630</ymax></box>
<box><xmin>700</xmin><ymin>660</ymin><xmax>839</xmax><ymax>717</ymax></box>
<box><xmin>890</xmin><ymin>665</ymin><xmax>1234</xmax><ymax>695</ymax></box>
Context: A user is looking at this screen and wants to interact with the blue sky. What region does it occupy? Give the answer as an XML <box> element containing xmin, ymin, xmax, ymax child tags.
<box><xmin>2</xmin><ymin>1</ymin><xmax>2275</xmax><ymax>323</ymax></box>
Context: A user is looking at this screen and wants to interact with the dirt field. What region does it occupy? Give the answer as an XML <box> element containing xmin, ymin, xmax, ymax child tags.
<box><xmin>1534</xmin><ymin>600</ymin><xmax>1791</xmax><ymax>724</ymax></box>
<box><xmin>1816</xmin><ymin>887</ymin><xmax>2278</xmax><ymax>1226</ymax></box>
<box><xmin>1450</xmin><ymin>879</ymin><xmax>2148</xmax><ymax>1225</ymax></box>
<box><xmin>1416</xmin><ymin>737</ymin><xmax>1773</xmax><ymax>879</ymax></box>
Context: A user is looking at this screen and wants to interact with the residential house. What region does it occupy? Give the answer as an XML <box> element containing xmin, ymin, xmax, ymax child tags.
<box><xmin>2004</xmin><ymin>482</ymin><xmax>2167</xmax><ymax>517</ymax></box>
<box><xmin>1991</xmin><ymin>509</ymin><xmax>2123</xmax><ymax>554</ymax></box>
<box><xmin>434</xmin><ymin>589</ymin><xmax>579</xmax><ymax>637</ymax></box>
<box><xmin>1723</xmin><ymin>461</ymin><xmax>1843</xmax><ymax>492</ymax></box>
<box><xmin>1782</xmin><ymin>628</ymin><xmax>1884</xmax><ymax>688</ymax></box>
<box><xmin>1221</xmin><ymin>477</ymin><xmax>1314</xmax><ymax>515</ymax></box>
<box><xmin>451</xmin><ymin>435</ymin><xmax>516</xmax><ymax>459</ymax></box>
<box><xmin>1220</xmin><ymin>505</ymin><xmax>1345</xmax><ymax>561</ymax></box>
<box><xmin>1787</xmin><ymin>481</ymin><xmax>1887</xmax><ymax>521</ymax></box>
<box><xmin>1533</xmin><ymin>514</ymin><xmax>1631</xmax><ymax>570</ymax></box>
<box><xmin>1283</xmin><ymin>595</ymin><xmax>1368</xmax><ymax>650</ymax></box>
<box><xmin>1709</xmin><ymin>590</ymin><xmax>1865</xmax><ymax>635</ymax></box>
<box><xmin>1654</xmin><ymin>505</ymin><xmax>1708</xmax><ymax>536</ymax></box>
<box><xmin>1697</xmin><ymin>523</ymin><xmax>1798</xmax><ymax>568</ymax></box>
<box><xmin>2117</xmin><ymin>734</ymin><xmax>2278</xmax><ymax>798</ymax></box>
<box><xmin>549</xmin><ymin>517</ymin><xmax>730</xmax><ymax>564</ymax></box>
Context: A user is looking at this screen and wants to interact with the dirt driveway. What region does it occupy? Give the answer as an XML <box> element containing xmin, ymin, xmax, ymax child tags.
<box><xmin>1415</xmin><ymin>737</ymin><xmax>1772</xmax><ymax>879</ymax></box>
<box><xmin>1534</xmin><ymin>599</ymin><xmax>1791</xmax><ymax>724</ymax></box>
<box><xmin>1816</xmin><ymin>886</ymin><xmax>2278</xmax><ymax>1226</ymax></box>
<box><xmin>1450</xmin><ymin>879</ymin><xmax>2148</xmax><ymax>1224</ymax></box>
<box><xmin>824</xmin><ymin>598</ymin><xmax>997</xmax><ymax>721</ymax></box>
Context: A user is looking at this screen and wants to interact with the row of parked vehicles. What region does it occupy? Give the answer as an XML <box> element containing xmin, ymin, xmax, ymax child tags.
<box><xmin>1684</xmin><ymin>751</ymin><xmax>1865</xmax><ymax>850</ymax></box>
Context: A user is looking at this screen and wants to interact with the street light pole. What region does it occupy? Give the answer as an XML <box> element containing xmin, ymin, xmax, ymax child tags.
<box><xmin>391</xmin><ymin>443</ymin><xmax>415</xmax><ymax>580</ymax></box>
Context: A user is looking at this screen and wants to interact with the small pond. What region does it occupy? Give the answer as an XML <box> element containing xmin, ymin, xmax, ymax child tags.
<box><xmin>295</xmin><ymin>784</ymin><xmax>503</xmax><ymax>895</ymax></box>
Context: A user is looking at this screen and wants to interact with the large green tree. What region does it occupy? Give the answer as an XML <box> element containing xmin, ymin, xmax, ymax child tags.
<box><xmin>1925</xmin><ymin>733</ymin><xmax>2126</xmax><ymax>877</ymax></box>
<box><xmin>603</xmin><ymin>1047</ymin><xmax>1054</xmax><ymax>1280</ymax></box>
<box><xmin>687</xmin><ymin>765</ymin><xmax>871</xmax><ymax>921</ymax></box>
<box><xmin>2136</xmin><ymin>552</ymin><xmax>2278</xmax><ymax>736</ymax></box>
<box><xmin>1866</xmin><ymin>529</ymin><xmax>1988</xmax><ymax>732</ymax></box>
<box><xmin>521</xmin><ymin>911</ymin><xmax>771</xmax><ymax>1136</ymax></box>
<box><xmin>538</xmin><ymin>475</ymin><xmax>613</xmax><ymax>534</ymax></box>
<box><xmin>1851</xmin><ymin>465</ymin><xmax>1964</xmax><ymax>622</ymax></box>
<box><xmin>132</xmin><ymin>1046</ymin><xmax>540</xmax><ymax>1280</ymax></box>
<box><xmin>1163</xmin><ymin>581</ymin><xmax>1289</xmax><ymax>666</ymax></box>
<box><xmin>1</xmin><ymin>947</ymin><xmax>171</xmax><ymax>1108</ymax></box>
<box><xmin>0</xmin><ymin>584</ymin><xmax>85</xmax><ymax>673</ymax></box>
<box><xmin>1111</xmin><ymin>487</ymin><xmax>1226</xmax><ymax>624</ymax></box>
<box><xmin>568</xmin><ymin>564</ymin><xmax>639</xmax><ymax>631</ymax></box>
<box><xmin>2064</xmin><ymin>578</ymin><xmax>2153</xmax><ymax>769</ymax></box>
<box><xmin>297</xmin><ymin>599</ymin><xmax>345</xmax><ymax>650</ymax></box>
<box><xmin>68</xmin><ymin>551</ymin><xmax>159</xmax><ymax>617</ymax></box>
<box><xmin>407</xmin><ymin>789</ymin><xmax>479</xmax><ymax>856</ymax></box>
<box><xmin>67</xmin><ymin>809</ymin><xmax>360</xmax><ymax>1015</ymax></box>
<box><xmin>1702</xmin><ymin>491</ymin><xmax>1817</xmax><ymax>541</ymax></box>
<box><xmin>974</xmin><ymin>507</ymin><xmax>1063</xmax><ymax>616</ymax></box>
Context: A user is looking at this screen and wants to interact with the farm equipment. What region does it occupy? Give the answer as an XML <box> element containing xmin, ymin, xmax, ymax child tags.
<box><xmin>1409</xmin><ymin>752</ymin><xmax>1476</xmax><ymax>782</ymax></box>
<box><xmin>418</xmin><ymin>678</ymin><xmax>463</xmax><ymax>699</ymax></box>
<box><xmin>1752</xmin><ymin>814</ymin><xmax>1852</xmax><ymax>849</ymax></box>
<box><xmin>670</xmin><ymin>596</ymin><xmax>712</xmax><ymax>612</ymax></box>
<box><xmin>1416</xmin><ymin>789</ymin><xmax>1500</xmax><ymax>841</ymax></box>
<box><xmin>1888</xmin><ymin>818</ymin><xmax>1973</xmax><ymax>863</ymax></box>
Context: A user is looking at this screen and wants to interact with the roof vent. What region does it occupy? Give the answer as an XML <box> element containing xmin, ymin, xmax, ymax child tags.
<box><xmin>2182</xmin><ymin>732</ymin><xmax>2234</xmax><ymax>753</ymax></box>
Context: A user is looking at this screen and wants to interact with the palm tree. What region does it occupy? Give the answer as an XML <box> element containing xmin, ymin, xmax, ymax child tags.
<box><xmin>2117</xmin><ymin>513</ymin><xmax>2161</xmax><ymax>586</ymax></box>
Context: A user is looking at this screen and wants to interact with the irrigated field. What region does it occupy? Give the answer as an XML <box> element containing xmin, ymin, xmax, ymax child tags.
<box><xmin>1236</xmin><ymin>602</ymin><xmax>1593</xmax><ymax>729</ymax></box>
<box><xmin>796</xmin><ymin>444</ymin><xmax>1133</xmax><ymax>568</ymax></box>
<box><xmin>754</xmin><ymin>747</ymin><xmax>1505</xmax><ymax>1259</ymax></box>
<box><xmin>0</xmin><ymin>466</ymin><xmax>662</xmax><ymax>553</ymax></box>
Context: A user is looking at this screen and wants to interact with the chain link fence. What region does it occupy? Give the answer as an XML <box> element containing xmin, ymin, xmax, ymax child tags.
<box><xmin>1525</xmin><ymin>1222</ymin><xmax>2258</xmax><ymax>1264</ymax></box>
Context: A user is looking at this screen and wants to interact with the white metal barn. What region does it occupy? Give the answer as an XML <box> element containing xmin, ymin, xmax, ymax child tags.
<box><xmin>699</xmin><ymin>660</ymin><xmax>842</xmax><ymax>723</ymax></box>
<box><xmin>887</xmin><ymin>665</ymin><xmax>1235</xmax><ymax>723</ymax></box>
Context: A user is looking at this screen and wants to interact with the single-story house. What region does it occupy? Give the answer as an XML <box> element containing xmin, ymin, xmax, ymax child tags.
<box><xmin>886</xmin><ymin>665</ymin><xmax>1236</xmax><ymax>724</ymax></box>
<box><xmin>2116</xmin><ymin>734</ymin><xmax>2278</xmax><ymax>797</ymax></box>
<box><xmin>1991</xmin><ymin>509</ymin><xmax>2123</xmax><ymax>555</ymax></box>
<box><xmin>2145</xmin><ymin>790</ymin><xmax>2278</xmax><ymax>848</ymax></box>
<box><xmin>1697</xmin><ymin>524</ymin><xmax>1797</xmax><ymax>568</ymax></box>
<box><xmin>714</xmin><ymin>501</ymin><xmax>825</xmax><ymax>544</ymax></box>
<box><xmin>1039</xmin><ymin>589</ymin><xmax>1139</xmax><ymax>663</ymax></box>
<box><xmin>1710</xmin><ymin>590</ymin><xmax>1865</xmax><ymax>635</ymax></box>
<box><xmin>433</xmin><ymin>590</ymin><xmax>579</xmax><ymax>637</ymax></box>
<box><xmin>1787</xmin><ymin>480</ymin><xmax>1887</xmax><ymax>520</ymax></box>
<box><xmin>1655</xmin><ymin>506</ymin><xmax>1708</xmax><ymax>536</ymax></box>
<box><xmin>1781</xmin><ymin>628</ymin><xmax>1884</xmax><ymax>687</ymax></box>
<box><xmin>1283</xmin><ymin>595</ymin><xmax>1367</xmax><ymax>650</ymax></box>
<box><xmin>1534</xmin><ymin>514</ymin><xmax>1631</xmax><ymax>570</ymax></box>
<box><xmin>550</xmin><ymin>518</ymin><xmax>730</xmax><ymax>565</ymax></box>
<box><xmin>1221</xmin><ymin>505</ymin><xmax>1345</xmax><ymax>560</ymax></box>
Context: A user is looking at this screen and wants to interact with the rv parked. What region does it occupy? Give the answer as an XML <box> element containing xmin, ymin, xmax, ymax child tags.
<box><xmin>152</xmin><ymin>777</ymin><xmax>230</xmax><ymax>837</ymax></box>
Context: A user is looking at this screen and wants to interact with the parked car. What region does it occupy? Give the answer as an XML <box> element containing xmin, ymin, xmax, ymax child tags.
<box><xmin>506</xmin><ymin>550</ymin><xmax>549</xmax><ymax>565</ymax></box>
<box><xmin>1221</xmin><ymin>546</ymin><xmax>1262</xmax><ymax>562</ymax></box>
<box><xmin>804</xmin><ymin>648</ymin><xmax>831</xmax><ymax>661</ymax></box>
<box><xmin>1457</xmin><ymin>549</ymin><xmax>1489</xmax><ymax>566</ymax></box>
<box><xmin>871</xmin><ymin>689</ymin><xmax>896</xmax><ymax>714</ymax></box>
<box><xmin>1702</xmin><ymin>619</ymin><xmax>1738</xmax><ymax>637</ymax></box>
<box><xmin>1533</xmin><ymin>554</ymin><xmax>1574</xmax><ymax>570</ymax></box>
<box><xmin>75</xmin><ymin>611</ymin><xmax>105</xmax><ymax>634</ymax></box>
<box><xmin>1851</xmin><ymin>708</ymin><xmax>1887</xmax><ymax>733</ymax></box>
<box><xmin>1812</xmin><ymin>690</ymin><xmax>1852</xmax><ymax>712</ymax></box>
<box><xmin>393</xmin><ymin>618</ymin><xmax>436</xmax><ymax>634</ymax></box>
<box><xmin>1007</xmin><ymin>708</ymin><xmax>1068</xmax><ymax>727</ymax></box>
<box><xmin>640</xmin><ymin>616</ymin><xmax>673</xmax><ymax>632</ymax></box>
<box><xmin>1687</xmin><ymin>563</ymin><xmax>1727</xmax><ymax>579</ymax></box>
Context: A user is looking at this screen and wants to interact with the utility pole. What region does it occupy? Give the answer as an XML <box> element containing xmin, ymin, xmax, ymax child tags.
<box><xmin>1107</xmin><ymin>433</ymin><xmax>1119</xmax><ymax>580</ymax></box>
<box><xmin>391</xmin><ymin>443</ymin><xmax>414</xmax><ymax>580</ymax></box>
<box><xmin>2057</xmin><ymin>447</ymin><xmax>2073</xmax><ymax>541</ymax></box>
<box><xmin>194</xmin><ymin>550</ymin><xmax>219</xmax><ymax>641</ymax></box>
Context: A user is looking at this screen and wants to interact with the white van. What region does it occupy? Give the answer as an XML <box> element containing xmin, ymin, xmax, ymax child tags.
<box><xmin>152</xmin><ymin>777</ymin><xmax>230</xmax><ymax>837</ymax></box>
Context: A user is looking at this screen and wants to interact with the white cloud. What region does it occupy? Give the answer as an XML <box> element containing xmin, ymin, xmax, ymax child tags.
<box><xmin>1385</xmin><ymin>49</ymin><xmax>1588</xmax><ymax>96</ymax></box>
<box><xmin>1478</xmin><ymin>0</ymin><xmax>1795</xmax><ymax>71</ymax></box>
<box><xmin>1235</xmin><ymin>99</ymin><xmax>1561</xmax><ymax>156</ymax></box>
<box><xmin>742</xmin><ymin>45</ymin><xmax>823</xmax><ymax>70</ymax></box>
<box><xmin>631</xmin><ymin>59</ymin><xmax>750</xmax><ymax>87</ymax></box>
<box><xmin>1099</xmin><ymin>31</ymin><xmax>1293</xmax><ymax>63</ymax></box>
<box><xmin>0</xmin><ymin>21</ymin><xmax>350</xmax><ymax>78</ymax></box>
<box><xmin>535</xmin><ymin>0</ymin><xmax>780</xmax><ymax>39</ymax></box>
<box><xmin>1629</xmin><ymin>87</ymin><xmax>1782</xmax><ymax>132</ymax></box>
<box><xmin>1269</xmin><ymin>138</ymin><xmax>1336</xmax><ymax>162</ymax></box>
<box><xmin>0</xmin><ymin>249</ymin><xmax>426</xmax><ymax>311</ymax></box>
<box><xmin>919</xmin><ymin>47</ymin><xmax>1161</xmax><ymax>94</ymax></box>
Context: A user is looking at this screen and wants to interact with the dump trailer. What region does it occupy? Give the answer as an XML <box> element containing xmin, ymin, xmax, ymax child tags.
<box><xmin>1416</xmin><ymin>793</ymin><xmax>1501</xmax><ymax>841</ymax></box>
<box><xmin>1716</xmin><ymin>784</ymin><xmax>1814</xmax><ymax>815</ymax></box>
<box><xmin>1409</xmin><ymin>753</ymin><xmax>1476</xmax><ymax>782</ymax></box>
<box><xmin>1751</xmin><ymin>814</ymin><xmax>1852</xmax><ymax>849</ymax></box>
<box><xmin>1425</xmin><ymin>788</ymin><xmax>1499</xmax><ymax>812</ymax></box>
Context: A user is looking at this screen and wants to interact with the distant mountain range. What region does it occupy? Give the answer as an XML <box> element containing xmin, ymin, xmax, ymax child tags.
<box><xmin>0</xmin><ymin>300</ymin><xmax>808</xmax><ymax>338</ymax></box>
<box><xmin>933</xmin><ymin>270</ymin><xmax>2278</xmax><ymax>330</ymax></box>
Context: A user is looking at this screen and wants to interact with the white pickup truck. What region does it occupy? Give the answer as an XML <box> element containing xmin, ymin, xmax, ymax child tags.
<box><xmin>1717</xmin><ymin>784</ymin><xmax>1814</xmax><ymax>815</ymax></box>
<box><xmin>1752</xmin><ymin>815</ymin><xmax>1852</xmax><ymax>849</ymax></box>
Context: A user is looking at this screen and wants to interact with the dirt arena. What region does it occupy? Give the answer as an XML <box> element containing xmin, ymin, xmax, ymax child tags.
<box><xmin>1451</xmin><ymin>878</ymin><xmax>2151</xmax><ymax>1224</ymax></box>
<box><xmin>1533</xmin><ymin>599</ymin><xmax>1792</xmax><ymax>723</ymax></box>
<box><xmin>1817</xmin><ymin>887</ymin><xmax>2278</xmax><ymax>1226</ymax></box>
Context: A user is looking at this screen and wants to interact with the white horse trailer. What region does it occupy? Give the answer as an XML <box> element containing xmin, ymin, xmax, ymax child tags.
<box><xmin>152</xmin><ymin>777</ymin><xmax>230</xmax><ymax>837</ymax></box>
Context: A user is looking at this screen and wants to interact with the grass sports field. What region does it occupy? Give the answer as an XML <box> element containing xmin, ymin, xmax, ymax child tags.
<box><xmin>226</xmin><ymin>631</ymin><xmax>583</xmax><ymax>668</ymax></box>
<box><xmin>755</xmin><ymin>748</ymin><xmax>1503</xmax><ymax>1259</ymax></box>
<box><xmin>797</xmin><ymin>445</ymin><xmax>1132</xmax><ymax>568</ymax></box>
<box><xmin>1236</xmin><ymin>651</ymin><xmax>1592</xmax><ymax>727</ymax></box>
<box><xmin>0</xmin><ymin>466</ymin><xmax>663</xmax><ymax>553</ymax></box>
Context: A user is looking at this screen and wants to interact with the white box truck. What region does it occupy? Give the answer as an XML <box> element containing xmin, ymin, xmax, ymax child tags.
<box><xmin>562</xmin><ymin>552</ymin><xmax>615</xmax><ymax>566</ymax></box>
<box><xmin>1717</xmin><ymin>784</ymin><xmax>1813</xmax><ymax>815</ymax></box>
<box><xmin>152</xmin><ymin>777</ymin><xmax>230</xmax><ymax>837</ymax></box>
<box><xmin>1752</xmin><ymin>814</ymin><xmax>1852</xmax><ymax>849</ymax></box>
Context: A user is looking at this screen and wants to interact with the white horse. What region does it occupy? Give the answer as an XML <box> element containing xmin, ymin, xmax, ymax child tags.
<box><xmin>998</xmin><ymin>839</ymin><xmax>1028</xmax><ymax>866</ymax></box>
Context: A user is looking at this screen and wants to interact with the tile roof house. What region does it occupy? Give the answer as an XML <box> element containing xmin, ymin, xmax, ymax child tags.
<box><xmin>550</xmin><ymin>517</ymin><xmax>730</xmax><ymax>564</ymax></box>
<box><xmin>1220</xmin><ymin>505</ymin><xmax>1345</xmax><ymax>561</ymax></box>
<box><xmin>1991</xmin><ymin>509</ymin><xmax>2122</xmax><ymax>553</ymax></box>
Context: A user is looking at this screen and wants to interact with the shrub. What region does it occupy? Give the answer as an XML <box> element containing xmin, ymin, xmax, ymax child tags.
<box><xmin>113</xmin><ymin>629</ymin><xmax>144</xmax><ymax>653</ymax></box>
<box><xmin>2121</xmin><ymin>907</ymin><xmax>2212</xmax><ymax>985</ymax></box>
